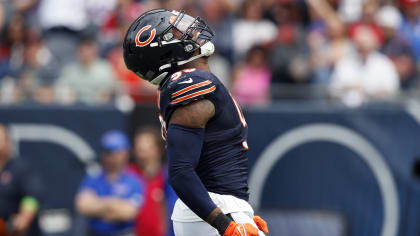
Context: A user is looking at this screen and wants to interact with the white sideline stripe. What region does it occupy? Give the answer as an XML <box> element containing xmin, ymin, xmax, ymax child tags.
<box><xmin>249</xmin><ymin>123</ymin><xmax>399</xmax><ymax>236</ymax></box>
<box><xmin>9</xmin><ymin>124</ymin><xmax>100</xmax><ymax>174</ymax></box>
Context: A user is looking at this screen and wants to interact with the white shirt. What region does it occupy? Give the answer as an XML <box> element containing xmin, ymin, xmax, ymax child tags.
<box><xmin>85</xmin><ymin>0</ymin><xmax>117</xmax><ymax>26</ymax></box>
<box><xmin>38</xmin><ymin>0</ymin><xmax>88</xmax><ymax>31</ymax></box>
<box><xmin>232</xmin><ymin>20</ymin><xmax>277</xmax><ymax>59</ymax></box>
<box><xmin>330</xmin><ymin>51</ymin><xmax>400</xmax><ymax>105</ymax></box>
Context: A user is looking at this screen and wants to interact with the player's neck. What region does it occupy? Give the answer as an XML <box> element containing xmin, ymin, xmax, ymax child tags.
<box><xmin>184</xmin><ymin>57</ymin><xmax>210</xmax><ymax>73</ymax></box>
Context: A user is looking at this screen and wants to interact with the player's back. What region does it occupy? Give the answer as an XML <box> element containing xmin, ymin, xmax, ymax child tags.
<box><xmin>158</xmin><ymin>68</ymin><xmax>249</xmax><ymax>201</ymax></box>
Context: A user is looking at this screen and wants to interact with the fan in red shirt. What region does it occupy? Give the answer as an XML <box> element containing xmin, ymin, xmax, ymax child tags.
<box><xmin>128</xmin><ymin>126</ymin><xmax>177</xmax><ymax>236</ymax></box>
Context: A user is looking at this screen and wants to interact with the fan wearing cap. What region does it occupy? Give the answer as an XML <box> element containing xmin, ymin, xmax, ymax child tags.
<box><xmin>75</xmin><ymin>130</ymin><xmax>143</xmax><ymax>236</ymax></box>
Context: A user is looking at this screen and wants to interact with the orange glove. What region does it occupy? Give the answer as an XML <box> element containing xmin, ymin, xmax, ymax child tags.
<box><xmin>223</xmin><ymin>221</ymin><xmax>259</xmax><ymax>236</ymax></box>
<box><xmin>253</xmin><ymin>216</ymin><xmax>269</xmax><ymax>234</ymax></box>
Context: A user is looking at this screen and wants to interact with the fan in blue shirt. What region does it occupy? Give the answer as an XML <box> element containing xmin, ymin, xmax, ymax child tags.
<box><xmin>76</xmin><ymin>130</ymin><xmax>143</xmax><ymax>236</ymax></box>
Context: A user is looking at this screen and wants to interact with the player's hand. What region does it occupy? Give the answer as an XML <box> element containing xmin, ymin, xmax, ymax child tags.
<box><xmin>253</xmin><ymin>216</ymin><xmax>269</xmax><ymax>234</ymax></box>
<box><xmin>223</xmin><ymin>221</ymin><xmax>259</xmax><ymax>236</ymax></box>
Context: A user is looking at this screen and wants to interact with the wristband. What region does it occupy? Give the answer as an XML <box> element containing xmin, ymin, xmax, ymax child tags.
<box><xmin>21</xmin><ymin>196</ymin><xmax>39</xmax><ymax>212</ymax></box>
<box><xmin>211</xmin><ymin>212</ymin><xmax>232</xmax><ymax>235</ymax></box>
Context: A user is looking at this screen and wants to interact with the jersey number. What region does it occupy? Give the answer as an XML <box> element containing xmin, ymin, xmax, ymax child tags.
<box><xmin>159</xmin><ymin>114</ymin><xmax>167</xmax><ymax>141</ymax></box>
<box><xmin>230</xmin><ymin>94</ymin><xmax>247</xmax><ymax>128</ymax></box>
<box><xmin>170</xmin><ymin>68</ymin><xmax>197</xmax><ymax>81</ymax></box>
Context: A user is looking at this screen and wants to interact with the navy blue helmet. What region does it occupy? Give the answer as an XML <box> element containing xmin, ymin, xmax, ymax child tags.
<box><xmin>123</xmin><ymin>9</ymin><xmax>215</xmax><ymax>85</ymax></box>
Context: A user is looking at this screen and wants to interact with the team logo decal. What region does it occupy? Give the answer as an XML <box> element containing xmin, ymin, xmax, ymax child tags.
<box><xmin>135</xmin><ymin>25</ymin><xmax>156</xmax><ymax>47</ymax></box>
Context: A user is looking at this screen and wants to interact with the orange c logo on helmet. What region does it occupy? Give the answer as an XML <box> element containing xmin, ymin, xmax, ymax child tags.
<box><xmin>135</xmin><ymin>25</ymin><xmax>156</xmax><ymax>47</ymax></box>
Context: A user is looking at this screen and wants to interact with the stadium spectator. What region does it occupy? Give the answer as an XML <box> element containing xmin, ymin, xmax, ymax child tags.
<box><xmin>0</xmin><ymin>12</ymin><xmax>57</xmax><ymax>105</ymax></box>
<box><xmin>0</xmin><ymin>14</ymin><xmax>28</xmax><ymax>104</ymax></box>
<box><xmin>2</xmin><ymin>0</ymin><xmax>420</xmax><ymax>104</ymax></box>
<box><xmin>0</xmin><ymin>14</ymin><xmax>26</xmax><ymax>79</ymax></box>
<box><xmin>0</xmin><ymin>0</ymin><xmax>38</xmax><ymax>35</ymax></box>
<box><xmin>268</xmin><ymin>0</ymin><xmax>312</xmax><ymax>84</ymax></box>
<box><xmin>0</xmin><ymin>3</ymin><xmax>4</xmax><ymax>36</ymax></box>
<box><xmin>347</xmin><ymin>0</ymin><xmax>384</xmax><ymax>51</ymax></box>
<box><xmin>338</xmin><ymin>0</ymin><xmax>365</xmax><ymax>23</ymax></box>
<box><xmin>37</xmin><ymin>0</ymin><xmax>90</xmax><ymax>69</ymax></box>
<box><xmin>56</xmin><ymin>38</ymin><xmax>117</xmax><ymax>105</ymax></box>
<box><xmin>376</xmin><ymin>5</ymin><xmax>418</xmax><ymax>89</ymax></box>
<box><xmin>306</xmin><ymin>0</ymin><xmax>353</xmax><ymax>83</ymax></box>
<box><xmin>19</xmin><ymin>37</ymin><xmax>57</xmax><ymax>104</ymax></box>
<box><xmin>232</xmin><ymin>45</ymin><xmax>272</xmax><ymax>106</ymax></box>
<box><xmin>76</xmin><ymin>130</ymin><xmax>143</xmax><ymax>236</ymax></box>
<box><xmin>86</xmin><ymin>0</ymin><xmax>119</xmax><ymax>31</ymax></box>
<box><xmin>232</xmin><ymin>0</ymin><xmax>277</xmax><ymax>61</ymax></box>
<box><xmin>399</xmin><ymin>0</ymin><xmax>420</xmax><ymax>61</ymax></box>
<box><xmin>3</xmin><ymin>0</ymin><xmax>38</xmax><ymax>16</ymax></box>
<box><xmin>203</xmin><ymin>0</ymin><xmax>236</xmax><ymax>64</ymax></box>
<box><xmin>330</xmin><ymin>24</ymin><xmax>400</xmax><ymax>106</ymax></box>
<box><xmin>128</xmin><ymin>126</ymin><xmax>177</xmax><ymax>236</ymax></box>
<box><xmin>89</xmin><ymin>0</ymin><xmax>144</xmax><ymax>57</ymax></box>
<box><xmin>200</xmin><ymin>0</ymin><xmax>235</xmax><ymax>88</ymax></box>
<box><xmin>0</xmin><ymin>124</ymin><xmax>44</xmax><ymax>236</ymax></box>
<box><xmin>107</xmin><ymin>18</ymin><xmax>157</xmax><ymax>104</ymax></box>
<box><xmin>208</xmin><ymin>52</ymin><xmax>232</xmax><ymax>89</ymax></box>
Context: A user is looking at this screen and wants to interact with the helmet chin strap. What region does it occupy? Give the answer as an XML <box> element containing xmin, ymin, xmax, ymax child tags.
<box><xmin>152</xmin><ymin>41</ymin><xmax>215</xmax><ymax>85</ymax></box>
<box><xmin>157</xmin><ymin>41</ymin><xmax>215</xmax><ymax>72</ymax></box>
<box><xmin>176</xmin><ymin>41</ymin><xmax>215</xmax><ymax>66</ymax></box>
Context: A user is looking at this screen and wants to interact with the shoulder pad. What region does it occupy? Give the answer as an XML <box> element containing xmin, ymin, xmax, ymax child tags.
<box><xmin>166</xmin><ymin>69</ymin><xmax>217</xmax><ymax>106</ymax></box>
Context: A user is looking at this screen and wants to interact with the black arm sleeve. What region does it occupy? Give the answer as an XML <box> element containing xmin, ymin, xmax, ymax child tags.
<box><xmin>166</xmin><ymin>124</ymin><xmax>217</xmax><ymax>221</ymax></box>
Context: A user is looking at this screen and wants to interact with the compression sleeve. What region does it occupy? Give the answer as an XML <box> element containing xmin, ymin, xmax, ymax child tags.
<box><xmin>166</xmin><ymin>124</ymin><xmax>217</xmax><ymax>220</ymax></box>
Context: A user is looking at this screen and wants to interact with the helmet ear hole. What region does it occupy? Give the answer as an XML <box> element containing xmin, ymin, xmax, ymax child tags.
<box><xmin>184</xmin><ymin>44</ymin><xmax>194</xmax><ymax>52</ymax></box>
<box><xmin>163</xmin><ymin>32</ymin><xmax>174</xmax><ymax>41</ymax></box>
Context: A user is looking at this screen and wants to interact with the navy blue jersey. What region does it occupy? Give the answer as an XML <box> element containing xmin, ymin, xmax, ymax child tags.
<box><xmin>158</xmin><ymin>68</ymin><xmax>249</xmax><ymax>200</ymax></box>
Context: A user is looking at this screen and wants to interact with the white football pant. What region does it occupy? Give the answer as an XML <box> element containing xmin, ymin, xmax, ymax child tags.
<box><xmin>173</xmin><ymin>211</ymin><xmax>266</xmax><ymax>236</ymax></box>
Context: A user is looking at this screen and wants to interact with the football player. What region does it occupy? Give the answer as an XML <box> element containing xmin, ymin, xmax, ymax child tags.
<box><xmin>123</xmin><ymin>9</ymin><xmax>269</xmax><ymax>236</ymax></box>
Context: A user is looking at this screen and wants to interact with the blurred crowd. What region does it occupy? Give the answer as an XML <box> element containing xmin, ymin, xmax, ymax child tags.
<box><xmin>75</xmin><ymin>127</ymin><xmax>177</xmax><ymax>236</ymax></box>
<box><xmin>0</xmin><ymin>123</ymin><xmax>177</xmax><ymax>236</ymax></box>
<box><xmin>1</xmin><ymin>0</ymin><xmax>420</xmax><ymax>107</ymax></box>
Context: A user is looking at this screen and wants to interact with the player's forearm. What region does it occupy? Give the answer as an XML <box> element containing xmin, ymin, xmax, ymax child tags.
<box><xmin>169</xmin><ymin>167</ymin><xmax>218</xmax><ymax>221</ymax></box>
<box><xmin>167</xmin><ymin>124</ymin><xmax>239</xmax><ymax>235</ymax></box>
<box><xmin>167</xmin><ymin>124</ymin><xmax>252</xmax><ymax>235</ymax></box>
<box><xmin>167</xmin><ymin>124</ymin><xmax>218</xmax><ymax>221</ymax></box>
